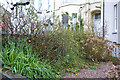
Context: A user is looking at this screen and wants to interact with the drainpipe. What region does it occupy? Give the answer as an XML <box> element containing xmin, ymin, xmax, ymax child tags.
<box><xmin>103</xmin><ymin>0</ymin><xmax>105</xmax><ymax>39</ymax></box>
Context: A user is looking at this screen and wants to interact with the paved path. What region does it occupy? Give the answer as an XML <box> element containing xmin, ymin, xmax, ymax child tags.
<box><xmin>63</xmin><ymin>62</ymin><xmax>116</xmax><ymax>78</ymax></box>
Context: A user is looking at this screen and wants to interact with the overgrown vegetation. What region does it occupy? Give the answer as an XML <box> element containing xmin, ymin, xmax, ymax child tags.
<box><xmin>0</xmin><ymin>2</ymin><xmax>119</xmax><ymax>79</ymax></box>
<box><xmin>0</xmin><ymin>30</ymin><xmax>116</xmax><ymax>78</ymax></box>
<box><xmin>1</xmin><ymin>36</ymin><xmax>56</xmax><ymax>78</ymax></box>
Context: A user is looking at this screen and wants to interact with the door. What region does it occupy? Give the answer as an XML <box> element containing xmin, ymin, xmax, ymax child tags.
<box><xmin>93</xmin><ymin>13</ymin><xmax>101</xmax><ymax>36</ymax></box>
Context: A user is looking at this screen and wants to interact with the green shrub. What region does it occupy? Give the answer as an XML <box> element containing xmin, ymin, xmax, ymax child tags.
<box><xmin>0</xmin><ymin>38</ymin><xmax>56</xmax><ymax>78</ymax></box>
<box><xmin>104</xmin><ymin>55</ymin><xmax>120</xmax><ymax>63</ymax></box>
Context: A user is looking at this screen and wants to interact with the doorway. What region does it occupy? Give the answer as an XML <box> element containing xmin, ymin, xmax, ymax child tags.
<box><xmin>93</xmin><ymin>13</ymin><xmax>101</xmax><ymax>36</ymax></box>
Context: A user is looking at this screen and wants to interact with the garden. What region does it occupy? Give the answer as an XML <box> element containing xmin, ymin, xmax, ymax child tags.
<box><xmin>0</xmin><ymin>4</ymin><xmax>120</xmax><ymax>79</ymax></box>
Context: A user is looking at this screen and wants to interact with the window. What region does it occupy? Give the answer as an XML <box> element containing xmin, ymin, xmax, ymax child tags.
<box><xmin>46</xmin><ymin>0</ymin><xmax>50</xmax><ymax>13</ymax></box>
<box><xmin>72</xmin><ymin>13</ymin><xmax>77</xmax><ymax>24</ymax></box>
<box><xmin>114</xmin><ymin>5</ymin><xmax>117</xmax><ymax>32</ymax></box>
<box><xmin>72</xmin><ymin>13</ymin><xmax>77</xmax><ymax>18</ymax></box>
<box><xmin>62</xmin><ymin>0</ymin><xmax>78</xmax><ymax>4</ymax></box>
<box><xmin>19</xmin><ymin>5</ymin><xmax>23</xmax><ymax>18</ymax></box>
<box><xmin>63</xmin><ymin>0</ymin><xmax>68</xmax><ymax>4</ymax></box>
<box><xmin>95</xmin><ymin>13</ymin><xmax>101</xmax><ymax>19</ymax></box>
<box><xmin>48</xmin><ymin>0</ymin><xmax>50</xmax><ymax>10</ymax></box>
<box><xmin>62</xmin><ymin>13</ymin><xmax>68</xmax><ymax>24</ymax></box>
<box><xmin>73</xmin><ymin>0</ymin><xmax>78</xmax><ymax>3</ymax></box>
<box><xmin>38</xmin><ymin>0</ymin><xmax>42</xmax><ymax>12</ymax></box>
<box><xmin>72</xmin><ymin>13</ymin><xmax>77</xmax><ymax>31</ymax></box>
<box><xmin>62</xmin><ymin>12</ymin><xmax>69</xmax><ymax>29</ymax></box>
<box><xmin>31</xmin><ymin>0</ymin><xmax>34</xmax><ymax>6</ymax></box>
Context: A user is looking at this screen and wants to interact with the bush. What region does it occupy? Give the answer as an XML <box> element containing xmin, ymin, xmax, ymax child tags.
<box><xmin>1</xmin><ymin>29</ymin><xmax>113</xmax><ymax>78</ymax></box>
<box><xmin>0</xmin><ymin>37</ymin><xmax>56</xmax><ymax>78</ymax></box>
<box><xmin>81</xmin><ymin>33</ymin><xmax>112</xmax><ymax>62</ymax></box>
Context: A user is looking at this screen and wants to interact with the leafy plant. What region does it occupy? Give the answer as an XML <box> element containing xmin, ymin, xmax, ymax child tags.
<box><xmin>0</xmin><ymin>38</ymin><xmax>56</xmax><ymax>79</ymax></box>
<box><xmin>66</xmin><ymin>68</ymin><xmax>80</xmax><ymax>74</ymax></box>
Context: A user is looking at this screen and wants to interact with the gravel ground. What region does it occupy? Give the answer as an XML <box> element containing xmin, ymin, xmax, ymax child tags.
<box><xmin>62</xmin><ymin>62</ymin><xmax>116</xmax><ymax>78</ymax></box>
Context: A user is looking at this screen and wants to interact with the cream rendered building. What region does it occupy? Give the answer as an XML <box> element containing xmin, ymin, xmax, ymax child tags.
<box><xmin>32</xmin><ymin>0</ymin><xmax>101</xmax><ymax>32</ymax></box>
<box><xmin>53</xmin><ymin>0</ymin><xmax>101</xmax><ymax>33</ymax></box>
<box><xmin>0</xmin><ymin>0</ymin><xmax>102</xmax><ymax>33</ymax></box>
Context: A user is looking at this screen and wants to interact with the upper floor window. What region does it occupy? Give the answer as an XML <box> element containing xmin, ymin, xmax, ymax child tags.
<box><xmin>48</xmin><ymin>0</ymin><xmax>50</xmax><ymax>10</ymax></box>
<box><xmin>114</xmin><ymin>5</ymin><xmax>117</xmax><ymax>32</ymax></box>
<box><xmin>38</xmin><ymin>0</ymin><xmax>42</xmax><ymax>12</ymax></box>
<box><xmin>31</xmin><ymin>0</ymin><xmax>34</xmax><ymax>6</ymax></box>
<box><xmin>62</xmin><ymin>0</ymin><xmax>68</xmax><ymax>4</ymax></box>
<box><xmin>62</xmin><ymin>0</ymin><xmax>78</xmax><ymax>4</ymax></box>
<box><xmin>19</xmin><ymin>5</ymin><xmax>23</xmax><ymax>17</ymax></box>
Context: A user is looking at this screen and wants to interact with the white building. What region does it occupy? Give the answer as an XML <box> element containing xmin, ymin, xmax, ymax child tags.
<box><xmin>101</xmin><ymin>0</ymin><xmax>120</xmax><ymax>57</ymax></box>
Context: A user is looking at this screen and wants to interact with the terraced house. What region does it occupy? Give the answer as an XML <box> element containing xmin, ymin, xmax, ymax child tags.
<box><xmin>101</xmin><ymin>0</ymin><xmax>120</xmax><ymax>57</ymax></box>
<box><xmin>54</xmin><ymin>0</ymin><xmax>101</xmax><ymax>34</ymax></box>
<box><xmin>32</xmin><ymin>0</ymin><xmax>101</xmax><ymax>32</ymax></box>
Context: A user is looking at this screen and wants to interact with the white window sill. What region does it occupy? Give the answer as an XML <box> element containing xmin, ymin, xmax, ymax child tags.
<box><xmin>112</xmin><ymin>32</ymin><xmax>117</xmax><ymax>34</ymax></box>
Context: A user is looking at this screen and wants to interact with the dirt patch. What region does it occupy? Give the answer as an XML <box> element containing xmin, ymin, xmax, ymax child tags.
<box><xmin>62</xmin><ymin>62</ymin><xmax>116</xmax><ymax>78</ymax></box>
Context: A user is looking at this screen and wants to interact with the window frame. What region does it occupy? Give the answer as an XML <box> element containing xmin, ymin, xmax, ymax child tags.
<box><xmin>114</xmin><ymin>4</ymin><xmax>117</xmax><ymax>32</ymax></box>
<box><xmin>95</xmin><ymin>13</ymin><xmax>101</xmax><ymax>19</ymax></box>
<box><xmin>38</xmin><ymin>0</ymin><xmax>42</xmax><ymax>12</ymax></box>
<box><xmin>48</xmin><ymin>0</ymin><xmax>50</xmax><ymax>10</ymax></box>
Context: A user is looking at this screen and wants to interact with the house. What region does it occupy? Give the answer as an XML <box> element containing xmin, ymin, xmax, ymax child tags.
<box><xmin>7</xmin><ymin>0</ymin><xmax>102</xmax><ymax>33</ymax></box>
<box><xmin>80</xmin><ymin>0</ymin><xmax>101</xmax><ymax>35</ymax></box>
<box><xmin>52</xmin><ymin>0</ymin><xmax>101</xmax><ymax>32</ymax></box>
<box><xmin>101</xmin><ymin>0</ymin><xmax>120</xmax><ymax>57</ymax></box>
<box><xmin>32</xmin><ymin>0</ymin><xmax>101</xmax><ymax>32</ymax></box>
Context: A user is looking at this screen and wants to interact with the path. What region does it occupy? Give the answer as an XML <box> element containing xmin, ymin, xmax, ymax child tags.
<box><xmin>63</xmin><ymin>62</ymin><xmax>116</xmax><ymax>78</ymax></box>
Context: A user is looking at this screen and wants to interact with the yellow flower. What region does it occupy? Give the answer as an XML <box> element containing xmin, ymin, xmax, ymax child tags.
<box><xmin>26</xmin><ymin>28</ymin><xmax>29</xmax><ymax>31</ymax></box>
<box><xmin>13</xmin><ymin>33</ymin><xmax>15</xmax><ymax>35</ymax></box>
<box><xmin>36</xmin><ymin>35</ymin><xmax>38</xmax><ymax>38</ymax></box>
<box><xmin>69</xmin><ymin>68</ymin><xmax>71</xmax><ymax>69</ymax></box>
<box><xmin>9</xmin><ymin>33</ymin><xmax>11</xmax><ymax>34</ymax></box>
<box><xmin>76</xmin><ymin>74</ymin><xmax>77</xmax><ymax>76</ymax></box>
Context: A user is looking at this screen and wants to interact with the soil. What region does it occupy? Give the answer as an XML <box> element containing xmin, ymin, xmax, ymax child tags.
<box><xmin>62</xmin><ymin>62</ymin><xmax>116</xmax><ymax>78</ymax></box>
